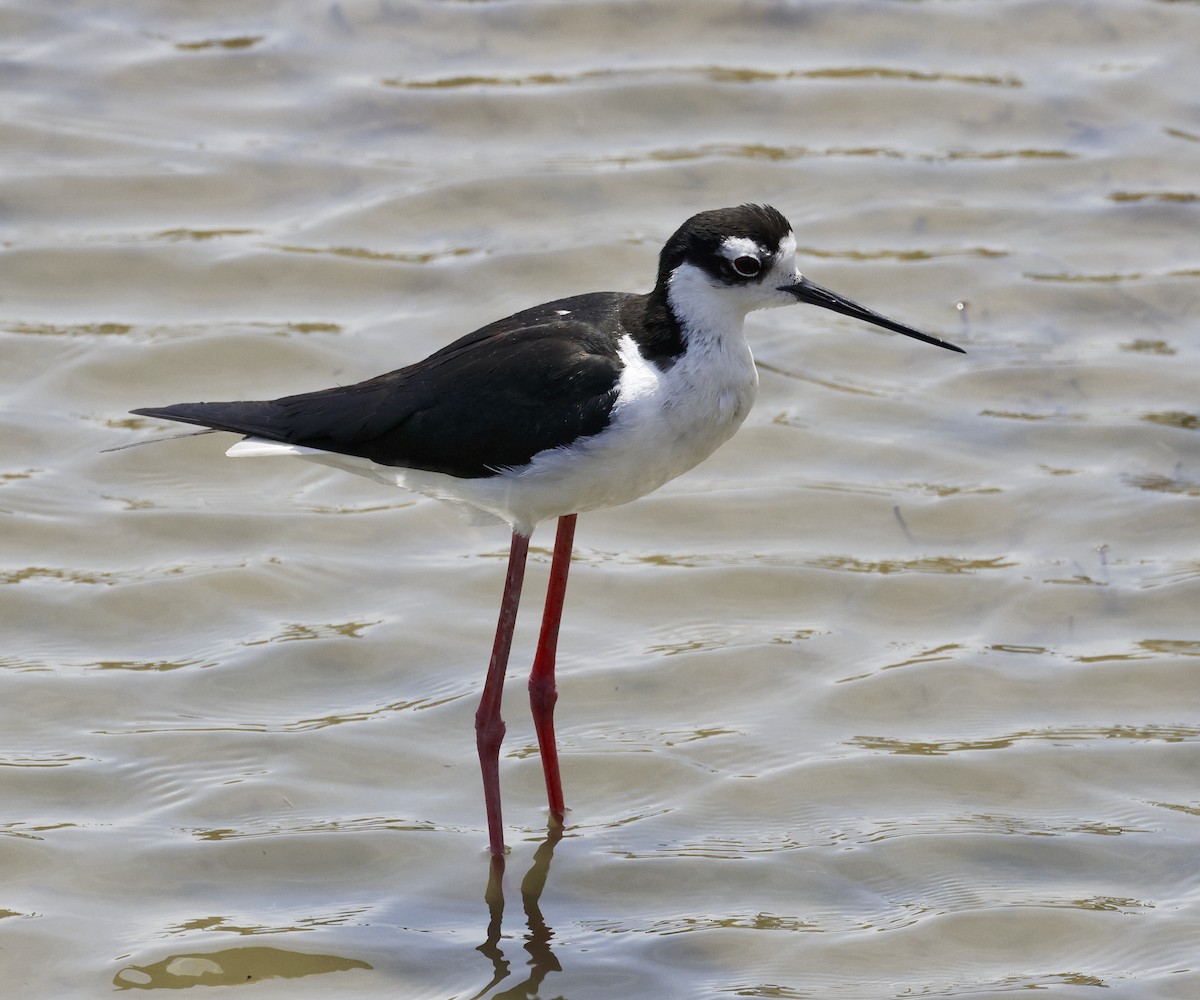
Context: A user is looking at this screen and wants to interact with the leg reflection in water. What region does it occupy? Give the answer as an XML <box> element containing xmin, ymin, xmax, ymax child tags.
<box><xmin>474</xmin><ymin>823</ymin><xmax>564</xmax><ymax>998</ymax></box>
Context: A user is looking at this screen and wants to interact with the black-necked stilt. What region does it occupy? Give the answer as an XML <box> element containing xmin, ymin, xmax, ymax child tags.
<box><xmin>127</xmin><ymin>204</ymin><xmax>964</xmax><ymax>857</ymax></box>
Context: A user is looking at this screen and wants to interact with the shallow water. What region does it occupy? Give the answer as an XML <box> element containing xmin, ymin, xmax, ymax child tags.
<box><xmin>3</xmin><ymin>0</ymin><xmax>1200</xmax><ymax>996</ymax></box>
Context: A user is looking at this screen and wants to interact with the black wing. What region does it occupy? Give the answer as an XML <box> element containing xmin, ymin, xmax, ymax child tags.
<box><xmin>132</xmin><ymin>292</ymin><xmax>639</xmax><ymax>479</ymax></box>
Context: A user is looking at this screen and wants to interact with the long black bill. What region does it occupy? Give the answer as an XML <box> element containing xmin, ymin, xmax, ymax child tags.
<box><xmin>780</xmin><ymin>275</ymin><xmax>965</xmax><ymax>354</ymax></box>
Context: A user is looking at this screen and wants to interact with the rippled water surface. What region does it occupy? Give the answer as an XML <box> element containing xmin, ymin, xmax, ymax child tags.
<box><xmin>4</xmin><ymin>0</ymin><xmax>1200</xmax><ymax>996</ymax></box>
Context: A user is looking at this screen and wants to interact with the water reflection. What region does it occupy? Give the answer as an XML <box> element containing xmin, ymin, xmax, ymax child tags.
<box><xmin>474</xmin><ymin>824</ymin><xmax>563</xmax><ymax>999</ymax></box>
<box><xmin>113</xmin><ymin>945</ymin><xmax>371</xmax><ymax>990</ymax></box>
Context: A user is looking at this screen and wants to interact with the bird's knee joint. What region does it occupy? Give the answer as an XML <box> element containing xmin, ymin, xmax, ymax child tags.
<box><xmin>528</xmin><ymin>677</ymin><xmax>558</xmax><ymax>714</ymax></box>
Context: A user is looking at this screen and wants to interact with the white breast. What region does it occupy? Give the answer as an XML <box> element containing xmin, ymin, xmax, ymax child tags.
<box><xmin>334</xmin><ymin>329</ymin><xmax>751</xmax><ymax>535</ymax></box>
<box><xmin>529</xmin><ymin>331</ymin><xmax>756</xmax><ymax>515</ymax></box>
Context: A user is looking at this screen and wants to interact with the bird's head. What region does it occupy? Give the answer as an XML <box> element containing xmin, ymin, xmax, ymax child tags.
<box><xmin>659</xmin><ymin>204</ymin><xmax>964</xmax><ymax>353</ymax></box>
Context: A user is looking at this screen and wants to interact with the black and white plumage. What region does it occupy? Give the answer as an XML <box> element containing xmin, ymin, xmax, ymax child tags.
<box><xmin>132</xmin><ymin>205</ymin><xmax>961</xmax><ymax>534</ymax></box>
<box><xmin>128</xmin><ymin>204</ymin><xmax>965</xmax><ymax>859</ymax></box>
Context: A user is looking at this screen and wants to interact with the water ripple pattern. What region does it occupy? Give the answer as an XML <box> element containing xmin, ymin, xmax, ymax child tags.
<box><xmin>2</xmin><ymin>1</ymin><xmax>1199</xmax><ymax>997</ymax></box>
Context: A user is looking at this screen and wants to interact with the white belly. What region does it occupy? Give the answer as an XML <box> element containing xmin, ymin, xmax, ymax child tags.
<box><xmin>227</xmin><ymin>333</ymin><xmax>759</xmax><ymax>536</ymax></box>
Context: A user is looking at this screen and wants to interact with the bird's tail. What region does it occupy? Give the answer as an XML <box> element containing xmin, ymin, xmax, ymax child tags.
<box><xmin>129</xmin><ymin>401</ymin><xmax>285</xmax><ymax>437</ymax></box>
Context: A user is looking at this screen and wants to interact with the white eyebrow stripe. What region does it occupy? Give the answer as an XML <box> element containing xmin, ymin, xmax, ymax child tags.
<box><xmin>718</xmin><ymin>235</ymin><xmax>765</xmax><ymax>261</ymax></box>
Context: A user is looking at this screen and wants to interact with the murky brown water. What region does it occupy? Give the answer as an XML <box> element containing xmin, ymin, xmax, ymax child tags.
<box><xmin>4</xmin><ymin>1</ymin><xmax>1200</xmax><ymax>997</ymax></box>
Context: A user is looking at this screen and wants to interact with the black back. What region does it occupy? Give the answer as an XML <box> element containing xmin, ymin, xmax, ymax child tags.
<box><xmin>133</xmin><ymin>292</ymin><xmax>643</xmax><ymax>479</ymax></box>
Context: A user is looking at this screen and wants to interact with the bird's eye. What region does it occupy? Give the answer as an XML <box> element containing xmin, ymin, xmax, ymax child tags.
<box><xmin>732</xmin><ymin>255</ymin><xmax>761</xmax><ymax>278</ymax></box>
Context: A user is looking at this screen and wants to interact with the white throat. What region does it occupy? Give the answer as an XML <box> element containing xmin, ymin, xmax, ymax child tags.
<box><xmin>659</xmin><ymin>262</ymin><xmax>761</xmax><ymax>459</ymax></box>
<box><xmin>666</xmin><ymin>262</ymin><xmax>755</xmax><ymax>349</ymax></box>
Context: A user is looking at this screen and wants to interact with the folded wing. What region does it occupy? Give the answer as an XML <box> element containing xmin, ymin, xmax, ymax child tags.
<box><xmin>133</xmin><ymin>294</ymin><xmax>632</xmax><ymax>479</ymax></box>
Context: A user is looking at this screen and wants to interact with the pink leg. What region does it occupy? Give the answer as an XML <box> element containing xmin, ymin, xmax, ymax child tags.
<box><xmin>476</xmin><ymin>530</ymin><xmax>531</xmax><ymax>858</ymax></box>
<box><xmin>528</xmin><ymin>514</ymin><xmax>577</xmax><ymax>825</ymax></box>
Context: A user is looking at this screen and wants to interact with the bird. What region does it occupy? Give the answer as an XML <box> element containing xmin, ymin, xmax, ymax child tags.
<box><xmin>126</xmin><ymin>204</ymin><xmax>965</xmax><ymax>858</ymax></box>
